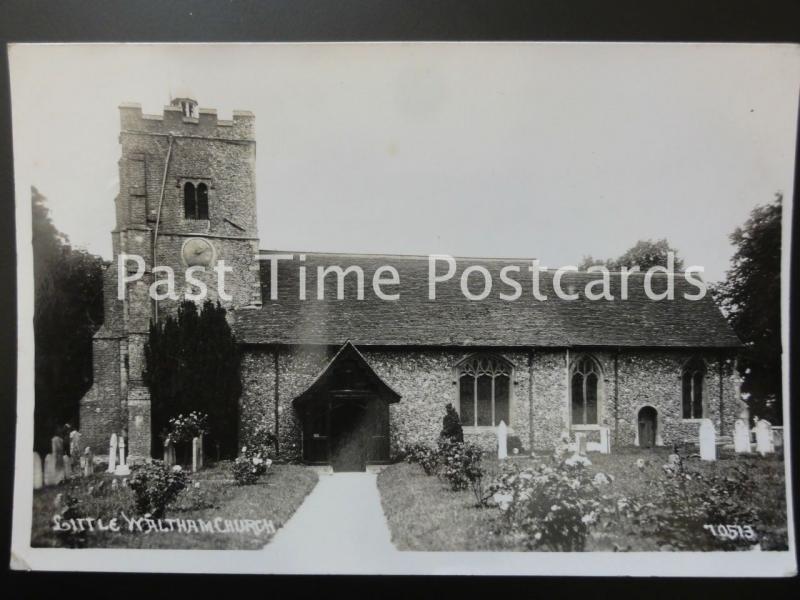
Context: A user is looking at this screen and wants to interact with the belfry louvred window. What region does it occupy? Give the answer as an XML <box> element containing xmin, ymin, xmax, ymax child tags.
<box><xmin>457</xmin><ymin>355</ymin><xmax>511</xmax><ymax>427</ymax></box>
<box><xmin>184</xmin><ymin>181</ymin><xmax>209</xmax><ymax>220</ymax></box>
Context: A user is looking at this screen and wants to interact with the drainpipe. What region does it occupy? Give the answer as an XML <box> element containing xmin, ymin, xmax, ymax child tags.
<box><xmin>614</xmin><ymin>348</ymin><xmax>620</xmax><ymax>445</ymax></box>
<box><xmin>152</xmin><ymin>135</ymin><xmax>174</xmax><ymax>324</ymax></box>
<box><xmin>274</xmin><ymin>349</ymin><xmax>280</xmax><ymax>456</ymax></box>
<box><xmin>528</xmin><ymin>349</ymin><xmax>534</xmax><ymax>451</ymax></box>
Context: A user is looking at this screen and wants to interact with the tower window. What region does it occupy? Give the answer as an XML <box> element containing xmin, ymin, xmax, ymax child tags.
<box><xmin>183</xmin><ymin>181</ymin><xmax>209</xmax><ymax>220</ymax></box>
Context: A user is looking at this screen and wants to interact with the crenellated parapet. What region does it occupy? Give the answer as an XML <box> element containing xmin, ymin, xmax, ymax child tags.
<box><xmin>119</xmin><ymin>102</ymin><xmax>255</xmax><ymax>141</ymax></box>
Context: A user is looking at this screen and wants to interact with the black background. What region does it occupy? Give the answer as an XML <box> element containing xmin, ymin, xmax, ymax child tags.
<box><xmin>0</xmin><ymin>0</ymin><xmax>798</xmax><ymax>597</ymax></box>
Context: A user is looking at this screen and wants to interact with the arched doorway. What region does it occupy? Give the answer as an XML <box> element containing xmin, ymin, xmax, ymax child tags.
<box><xmin>638</xmin><ymin>406</ymin><xmax>658</xmax><ymax>448</ymax></box>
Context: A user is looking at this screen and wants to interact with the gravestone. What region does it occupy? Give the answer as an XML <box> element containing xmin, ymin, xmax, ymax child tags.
<box><xmin>114</xmin><ymin>436</ymin><xmax>130</xmax><ymax>476</ymax></box>
<box><xmin>497</xmin><ymin>421</ymin><xmax>508</xmax><ymax>460</ymax></box>
<box><xmin>564</xmin><ymin>432</ymin><xmax>591</xmax><ymax>466</ymax></box>
<box><xmin>192</xmin><ymin>437</ymin><xmax>201</xmax><ymax>472</ymax></box>
<box><xmin>69</xmin><ymin>430</ymin><xmax>82</xmax><ymax>471</ymax></box>
<box><xmin>107</xmin><ymin>433</ymin><xmax>118</xmax><ymax>473</ymax></box>
<box><xmin>772</xmin><ymin>426</ymin><xmax>784</xmax><ymax>450</ymax></box>
<box><xmin>33</xmin><ymin>452</ymin><xmax>43</xmax><ymax>490</ymax></box>
<box><xmin>163</xmin><ymin>439</ymin><xmax>176</xmax><ymax>468</ymax></box>
<box><xmin>62</xmin><ymin>455</ymin><xmax>72</xmax><ymax>479</ymax></box>
<box><xmin>755</xmin><ymin>419</ymin><xmax>774</xmax><ymax>455</ymax></box>
<box><xmin>734</xmin><ymin>419</ymin><xmax>751</xmax><ymax>454</ymax></box>
<box><xmin>575</xmin><ymin>432</ymin><xmax>588</xmax><ymax>456</ymax></box>
<box><xmin>83</xmin><ymin>447</ymin><xmax>94</xmax><ymax>477</ymax></box>
<box><xmin>599</xmin><ymin>427</ymin><xmax>611</xmax><ymax>454</ymax></box>
<box><xmin>699</xmin><ymin>419</ymin><xmax>717</xmax><ymax>461</ymax></box>
<box><xmin>51</xmin><ymin>436</ymin><xmax>64</xmax><ymax>465</ymax></box>
<box><xmin>111</xmin><ymin>478</ymin><xmax>118</xmax><ymax>491</ymax></box>
<box><xmin>43</xmin><ymin>453</ymin><xmax>57</xmax><ymax>486</ymax></box>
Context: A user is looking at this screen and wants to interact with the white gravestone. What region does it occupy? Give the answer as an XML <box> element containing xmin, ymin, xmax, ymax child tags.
<box><xmin>164</xmin><ymin>439</ymin><xmax>176</xmax><ymax>467</ymax></box>
<box><xmin>107</xmin><ymin>433</ymin><xmax>117</xmax><ymax>473</ymax></box>
<box><xmin>755</xmin><ymin>419</ymin><xmax>774</xmax><ymax>455</ymax></box>
<box><xmin>497</xmin><ymin>421</ymin><xmax>508</xmax><ymax>460</ymax></box>
<box><xmin>51</xmin><ymin>436</ymin><xmax>65</xmax><ymax>483</ymax></box>
<box><xmin>43</xmin><ymin>453</ymin><xmax>57</xmax><ymax>486</ymax></box>
<box><xmin>575</xmin><ymin>432</ymin><xmax>588</xmax><ymax>456</ymax></box>
<box><xmin>192</xmin><ymin>437</ymin><xmax>201</xmax><ymax>472</ymax></box>
<box><xmin>62</xmin><ymin>454</ymin><xmax>72</xmax><ymax>479</ymax></box>
<box><xmin>115</xmin><ymin>436</ymin><xmax>130</xmax><ymax>475</ymax></box>
<box><xmin>83</xmin><ymin>447</ymin><xmax>94</xmax><ymax>477</ymax></box>
<box><xmin>33</xmin><ymin>452</ymin><xmax>43</xmax><ymax>489</ymax></box>
<box><xmin>599</xmin><ymin>427</ymin><xmax>611</xmax><ymax>454</ymax></box>
<box><xmin>734</xmin><ymin>419</ymin><xmax>751</xmax><ymax>454</ymax></box>
<box><xmin>699</xmin><ymin>419</ymin><xmax>717</xmax><ymax>461</ymax></box>
<box><xmin>69</xmin><ymin>430</ymin><xmax>82</xmax><ymax>471</ymax></box>
<box><xmin>565</xmin><ymin>432</ymin><xmax>591</xmax><ymax>466</ymax></box>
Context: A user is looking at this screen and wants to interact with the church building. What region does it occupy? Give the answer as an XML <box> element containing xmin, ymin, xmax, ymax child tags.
<box><xmin>79</xmin><ymin>99</ymin><xmax>744</xmax><ymax>471</ymax></box>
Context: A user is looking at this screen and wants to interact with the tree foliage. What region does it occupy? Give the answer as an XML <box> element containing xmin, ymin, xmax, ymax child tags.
<box><xmin>579</xmin><ymin>238</ymin><xmax>685</xmax><ymax>271</ymax></box>
<box><xmin>32</xmin><ymin>187</ymin><xmax>104</xmax><ymax>454</ymax></box>
<box><xmin>713</xmin><ymin>194</ymin><xmax>782</xmax><ymax>423</ymax></box>
<box><xmin>144</xmin><ymin>300</ymin><xmax>242</xmax><ymax>458</ymax></box>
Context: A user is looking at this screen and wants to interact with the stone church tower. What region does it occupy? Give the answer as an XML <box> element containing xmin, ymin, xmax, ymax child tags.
<box><xmin>79</xmin><ymin>98</ymin><xmax>261</xmax><ymax>462</ymax></box>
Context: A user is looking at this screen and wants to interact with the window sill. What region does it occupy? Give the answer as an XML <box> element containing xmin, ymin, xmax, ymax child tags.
<box><xmin>681</xmin><ymin>418</ymin><xmax>706</xmax><ymax>423</ymax></box>
<box><xmin>463</xmin><ymin>426</ymin><xmax>514</xmax><ymax>433</ymax></box>
<box><xmin>571</xmin><ymin>424</ymin><xmax>602</xmax><ymax>431</ymax></box>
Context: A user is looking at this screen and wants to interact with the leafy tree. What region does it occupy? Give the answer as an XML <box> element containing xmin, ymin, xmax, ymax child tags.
<box><xmin>144</xmin><ymin>300</ymin><xmax>242</xmax><ymax>458</ymax></box>
<box><xmin>579</xmin><ymin>238</ymin><xmax>685</xmax><ymax>271</ymax></box>
<box><xmin>32</xmin><ymin>187</ymin><xmax>104</xmax><ymax>454</ymax></box>
<box><xmin>713</xmin><ymin>195</ymin><xmax>782</xmax><ymax>424</ymax></box>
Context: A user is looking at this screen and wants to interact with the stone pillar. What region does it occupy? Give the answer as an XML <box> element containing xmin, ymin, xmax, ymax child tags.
<box><xmin>497</xmin><ymin>421</ymin><xmax>508</xmax><ymax>460</ymax></box>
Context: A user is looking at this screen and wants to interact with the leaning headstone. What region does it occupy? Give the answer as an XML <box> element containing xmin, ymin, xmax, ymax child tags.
<box><xmin>114</xmin><ymin>436</ymin><xmax>130</xmax><ymax>476</ymax></box>
<box><xmin>107</xmin><ymin>433</ymin><xmax>118</xmax><ymax>473</ymax></box>
<box><xmin>755</xmin><ymin>419</ymin><xmax>774</xmax><ymax>456</ymax></box>
<box><xmin>599</xmin><ymin>427</ymin><xmax>611</xmax><ymax>454</ymax></box>
<box><xmin>734</xmin><ymin>419</ymin><xmax>751</xmax><ymax>454</ymax></box>
<box><xmin>497</xmin><ymin>421</ymin><xmax>508</xmax><ymax>460</ymax></box>
<box><xmin>699</xmin><ymin>419</ymin><xmax>716</xmax><ymax>461</ymax></box>
<box><xmin>83</xmin><ymin>447</ymin><xmax>94</xmax><ymax>477</ymax></box>
<box><xmin>33</xmin><ymin>452</ymin><xmax>43</xmax><ymax>490</ymax></box>
<box><xmin>43</xmin><ymin>453</ymin><xmax>57</xmax><ymax>486</ymax></box>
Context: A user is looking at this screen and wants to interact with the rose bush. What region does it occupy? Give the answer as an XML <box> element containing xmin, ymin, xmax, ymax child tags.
<box><xmin>128</xmin><ymin>460</ymin><xmax>189</xmax><ymax>518</ymax></box>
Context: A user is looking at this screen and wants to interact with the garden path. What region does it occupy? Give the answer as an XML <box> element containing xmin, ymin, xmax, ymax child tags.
<box><xmin>261</xmin><ymin>471</ymin><xmax>398</xmax><ymax>571</ymax></box>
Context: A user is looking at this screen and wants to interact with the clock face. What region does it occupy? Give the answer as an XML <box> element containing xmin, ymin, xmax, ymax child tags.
<box><xmin>181</xmin><ymin>237</ymin><xmax>215</xmax><ymax>267</ymax></box>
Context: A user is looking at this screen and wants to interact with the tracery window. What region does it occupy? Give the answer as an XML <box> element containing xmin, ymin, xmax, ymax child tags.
<box><xmin>682</xmin><ymin>357</ymin><xmax>705</xmax><ymax>419</ymax></box>
<box><xmin>571</xmin><ymin>356</ymin><xmax>600</xmax><ymax>425</ymax></box>
<box><xmin>457</xmin><ymin>355</ymin><xmax>511</xmax><ymax>427</ymax></box>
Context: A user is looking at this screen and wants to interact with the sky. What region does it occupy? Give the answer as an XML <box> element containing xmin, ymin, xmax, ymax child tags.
<box><xmin>9</xmin><ymin>43</ymin><xmax>800</xmax><ymax>282</ymax></box>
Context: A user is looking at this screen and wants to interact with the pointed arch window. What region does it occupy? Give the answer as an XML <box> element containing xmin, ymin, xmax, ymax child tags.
<box><xmin>682</xmin><ymin>357</ymin><xmax>706</xmax><ymax>419</ymax></box>
<box><xmin>571</xmin><ymin>356</ymin><xmax>600</xmax><ymax>425</ymax></box>
<box><xmin>457</xmin><ymin>355</ymin><xmax>511</xmax><ymax>427</ymax></box>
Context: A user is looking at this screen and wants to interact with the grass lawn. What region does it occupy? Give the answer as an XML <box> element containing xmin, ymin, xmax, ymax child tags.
<box><xmin>31</xmin><ymin>462</ymin><xmax>318</xmax><ymax>549</ymax></box>
<box><xmin>377</xmin><ymin>448</ymin><xmax>788</xmax><ymax>552</ymax></box>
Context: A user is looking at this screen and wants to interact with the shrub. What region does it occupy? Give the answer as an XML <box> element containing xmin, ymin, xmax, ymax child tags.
<box><xmin>438</xmin><ymin>439</ymin><xmax>489</xmax><ymax>504</ymax></box>
<box><xmin>490</xmin><ymin>461</ymin><xmax>629</xmax><ymax>551</ymax></box>
<box><xmin>633</xmin><ymin>451</ymin><xmax>763</xmax><ymax>550</ymax></box>
<box><xmin>403</xmin><ymin>443</ymin><xmax>440</xmax><ymax>476</ymax></box>
<box><xmin>128</xmin><ymin>461</ymin><xmax>189</xmax><ymax>518</ymax></box>
<box><xmin>439</xmin><ymin>403</ymin><xmax>464</xmax><ymax>443</ymax></box>
<box><xmin>166</xmin><ymin>411</ymin><xmax>208</xmax><ymax>445</ymax></box>
<box><xmin>245</xmin><ymin>424</ymin><xmax>277</xmax><ymax>461</ymax></box>
<box><xmin>232</xmin><ymin>454</ymin><xmax>273</xmax><ymax>486</ymax></box>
